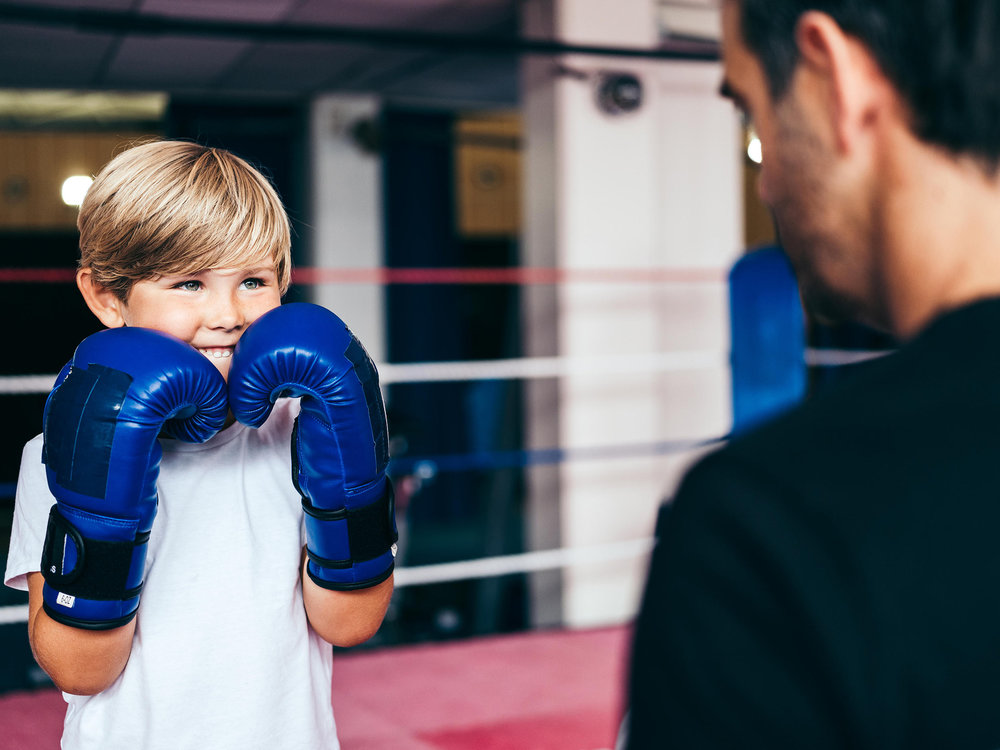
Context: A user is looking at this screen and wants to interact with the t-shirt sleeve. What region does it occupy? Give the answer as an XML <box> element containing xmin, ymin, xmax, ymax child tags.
<box><xmin>4</xmin><ymin>435</ymin><xmax>54</xmax><ymax>592</ymax></box>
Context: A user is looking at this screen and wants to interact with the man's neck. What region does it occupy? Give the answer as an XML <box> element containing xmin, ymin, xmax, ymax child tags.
<box><xmin>875</xmin><ymin>136</ymin><xmax>1000</xmax><ymax>339</ymax></box>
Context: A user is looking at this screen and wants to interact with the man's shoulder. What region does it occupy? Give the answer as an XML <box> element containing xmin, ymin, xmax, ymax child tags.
<box><xmin>678</xmin><ymin>314</ymin><xmax>999</xmax><ymax>521</ymax></box>
<box><xmin>719</xmin><ymin>363</ymin><xmax>900</xmax><ymax>477</ymax></box>
<box><xmin>726</xmin><ymin>316</ymin><xmax>987</xmax><ymax>469</ymax></box>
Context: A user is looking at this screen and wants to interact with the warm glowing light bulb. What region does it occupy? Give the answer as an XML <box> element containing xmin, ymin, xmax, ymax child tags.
<box><xmin>747</xmin><ymin>137</ymin><xmax>763</xmax><ymax>164</ymax></box>
<box><xmin>61</xmin><ymin>175</ymin><xmax>93</xmax><ymax>207</ymax></box>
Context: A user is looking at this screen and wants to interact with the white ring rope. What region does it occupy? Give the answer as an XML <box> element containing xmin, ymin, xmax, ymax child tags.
<box><xmin>380</xmin><ymin>350</ymin><xmax>726</xmax><ymax>384</ymax></box>
<box><xmin>803</xmin><ymin>348</ymin><xmax>893</xmax><ymax>366</ymax></box>
<box><xmin>393</xmin><ymin>537</ymin><xmax>656</xmax><ymax>588</ymax></box>
<box><xmin>1</xmin><ymin>374</ymin><xmax>57</xmax><ymax>395</ymax></box>
<box><xmin>0</xmin><ymin>603</ymin><xmax>29</xmax><ymax>626</ymax></box>
<box><xmin>0</xmin><ymin>347</ymin><xmax>891</xmax><ymax>626</ymax></box>
<box><xmin>0</xmin><ymin>348</ymin><xmax>891</xmax><ymax>394</ymax></box>
<box><xmin>0</xmin><ymin>539</ymin><xmax>656</xmax><ymax>625</ymax></box>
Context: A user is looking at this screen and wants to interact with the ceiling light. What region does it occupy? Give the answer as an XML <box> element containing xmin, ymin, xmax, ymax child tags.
<box><xmin>61</xmin><ymin>175</ymin><xmax>93</xmax><ymax>207</ymax></box>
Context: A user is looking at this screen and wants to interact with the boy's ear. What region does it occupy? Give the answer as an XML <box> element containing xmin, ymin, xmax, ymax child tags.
<box><xmin>76</xmin><ymin>268</ymin><xmax>126</xmax><ymax>328</ymax></box>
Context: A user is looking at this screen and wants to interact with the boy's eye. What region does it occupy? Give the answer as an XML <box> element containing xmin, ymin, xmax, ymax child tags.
<box><xmin>175</xmin><ymin>280</ymin><xmax>201</xmax><ymax>292</ymax></box>
<box><xmin>241</xmin><ymin>277</ymin><xmax>265</xmax><ymax>290</ymax></box>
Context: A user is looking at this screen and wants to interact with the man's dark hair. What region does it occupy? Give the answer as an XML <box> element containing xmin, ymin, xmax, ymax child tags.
<box><xmin>738</xmin><ymin>0</ymin><xmax>1000</xmax><ymax>171</ymax></box>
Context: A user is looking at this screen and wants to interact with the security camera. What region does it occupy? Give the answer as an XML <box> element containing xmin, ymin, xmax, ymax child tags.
<box><xmin>595</xmin><ymin>72</ymin><xmax>643</xmax><ymax>115</ymax></box>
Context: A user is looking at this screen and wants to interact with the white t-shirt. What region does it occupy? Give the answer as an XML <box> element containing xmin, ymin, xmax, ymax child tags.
<box><xmin>4</xmin><ymin>399</ymin><xmax>340</xmax><ymax>750</ymax></box>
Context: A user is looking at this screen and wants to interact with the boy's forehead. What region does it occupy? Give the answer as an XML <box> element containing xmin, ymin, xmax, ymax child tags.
<box><xmin>167</xmin><ymin>264</ymin><xmax>279</xmax><ymax>278</ymax></box>
<box><xmin>159</xmin><ymin>254</ymin><xmax>280</xmax><ymax>277</ymax></box>
<box><xmin>208</xmin><ymin>266</ymin><xmax>277</xmax><ymax>276</ymax></box>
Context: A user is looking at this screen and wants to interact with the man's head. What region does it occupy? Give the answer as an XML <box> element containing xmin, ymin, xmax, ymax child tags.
<box><xmin>721</xmin><ymin>0</ymin><xmax>1000</xmax><ymax>334</ymax></box>
<box><xmin>738</xmin><ymin>0</ymin><xmax>1000</xmax><ymax>174</ymax></box>
<box><xmin>77</xmin><ymin>139</ymin><xmax>291</xmax><ymax>301</ymax></box>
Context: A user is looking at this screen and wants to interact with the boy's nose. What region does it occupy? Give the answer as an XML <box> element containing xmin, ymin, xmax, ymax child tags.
<box><xmin>208</xmin><ymin>295</ymin><xmax>245</xmax><ymax>331</ymax></box>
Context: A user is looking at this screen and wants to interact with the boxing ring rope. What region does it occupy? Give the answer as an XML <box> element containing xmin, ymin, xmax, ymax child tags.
<box><xmin>0</xmin><ymin>605</ymin><xmax>28</xmax><ymax>626</ymax></box>
<box><xmin>0</xmin><ymin>265</ymin><xmax>727</xmax><ymax>285</ymax></box>
<box><xmin>393</xmin><ymin>537</ymin><xmax>656</xmax><ymax>587</ymax></box>
<box><xmin>0</xmin><ymin>349</ymin><xmax>888</xmax><ymax>395</ymax></box>
<box><xmin>0</xmin><ymin>538</ymin><xmax>661</xmax><ymax>625</ymax></box>
<box><xmin>0</xmin><ymin>345</ymin><xmax>883</xmax><ymax>627</ymax></box>
<box><xmin>0</xmin><ymin>350</ymin><xmax>726</xmax><ymax>396</ymax></box>
<box><xmin>0</xmin><ymin>263</ymin><xmax>893</xmax><ymax>627</ymax></box>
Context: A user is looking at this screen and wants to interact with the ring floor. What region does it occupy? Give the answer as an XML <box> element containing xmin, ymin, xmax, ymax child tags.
<box><xmin>1</xmin><ymin>625</ymin><xmax>629</xmax><ymax>750</ymax></box>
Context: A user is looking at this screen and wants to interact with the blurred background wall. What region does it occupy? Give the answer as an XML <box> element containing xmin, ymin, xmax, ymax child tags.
<box><xmin>0</xmin><ymin>0</ymin><xmax>789</xmax><ymax>692</ymax></box>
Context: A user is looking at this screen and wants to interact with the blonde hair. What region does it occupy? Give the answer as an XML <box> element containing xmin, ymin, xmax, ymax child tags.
<box><xmin>78</xmin><ymin>140</ymin><xmax>292</xmax><ymax>300</ymax></box>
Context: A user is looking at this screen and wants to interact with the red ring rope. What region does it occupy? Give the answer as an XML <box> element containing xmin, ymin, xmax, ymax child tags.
<box><xmin>0</xmin><ymin>267</ymin><xmax>725</xmax><ymax>285</ymax></box>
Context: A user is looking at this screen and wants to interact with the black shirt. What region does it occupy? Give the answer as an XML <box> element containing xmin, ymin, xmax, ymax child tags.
<box><xmin>627</xmin><ymin>299</ymin><xmax>1000</xmax><ymax>749</ymax></box>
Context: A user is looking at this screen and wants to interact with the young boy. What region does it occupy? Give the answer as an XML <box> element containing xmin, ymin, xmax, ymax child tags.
<box><xmin>3</xmin><ymin>140</ymin><xmax>395</xmax><ymax>749</ymax></box>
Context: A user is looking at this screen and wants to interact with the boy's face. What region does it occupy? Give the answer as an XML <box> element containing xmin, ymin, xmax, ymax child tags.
<box><xmin>117</xmin><ymin>265</ymin><xmax>282</xmax><ymax>381</ymax></box>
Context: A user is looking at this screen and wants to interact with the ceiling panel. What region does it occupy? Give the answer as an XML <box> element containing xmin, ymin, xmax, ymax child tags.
<box><xmin>140</xmin><ymin>0</ymin><xmax>299</xmax><ymax>23</ymax></box>
<box><xmin>335</xmin><ymin>52</ymin><xmax>445</xmax><ymax>92</ymax></box>
<box><xmin>0</xmin><ymin>0</ymin><xmax>524</xmax><ymax>105</ymax></box>
<box><xmin>290</xmin><ymin>0</ymin><xmax>515</xmax><ymax>33</ymax></box>
<box><xmin>0</xmin><ymin>22</ymin><xmax>116</xmax><ymax>89</ymax></box>
<box><xmin>217</xmin><ymin>41</ymin><xmax>371</xmax><ymax>94</ymax></box>
<box><xmin>0</xmin><ymin>0</ymin><xmax>712</xmax><ymax>111</ymax></box>
<box><xmin>105</xmin><ymin>36</ymin><xmax>252</xmax><ymax>90</ymax></box>
<box><xmin>378</xmin><ymin>54</ymin><xmax>518</xmax><ymax>105</ymax></box>
<box><xmin>0</xmin><ymin>0</ymin><xmax>133</xmax><ymax>8</ymax></box>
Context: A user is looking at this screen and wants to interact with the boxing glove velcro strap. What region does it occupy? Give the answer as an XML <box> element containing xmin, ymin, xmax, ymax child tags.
<box><xmin>306</xmin><ymin>558</ymin><xmax>396</xmax><ymax>592</ymax></box>
<box><xmin>40</xmin><ymin>505</ymin><xmax>147</xmax><ymax>602</ymax></box>
<box><xmin>302</xmin><ymin>483</ymin><xmax>398</xmax><ymax>567</ymax></box>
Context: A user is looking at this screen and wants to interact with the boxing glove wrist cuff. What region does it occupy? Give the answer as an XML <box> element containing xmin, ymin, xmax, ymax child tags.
<box><xmin>41</xmin><ymin>602</ymin><xmax>140</xmax><ymax>631</ymax></box>
<box><xmin>40</xmin><ymin>505</ymin><xmax>147</xmax><ymax>629</ymax></box>
<box><xmin>305</xmin><ymin>557</ymin><xmax>396</xmax><ymax>591</ymax></box>
<box><xmin>303</xmin><ymin>483</ymin><xmax>398</xmax><ymax>590</ymax></box>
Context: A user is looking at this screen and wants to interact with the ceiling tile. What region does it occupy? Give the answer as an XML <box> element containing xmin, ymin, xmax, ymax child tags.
<box><xmin>140</xmin><ymin>0</ymin><xmax>299</xmax><ymax>23</ymax></box>
<box><xmin>104</xmin><ymin>36</ymin><xmax>251</xmax><ymax>89</ymax></box>
<box><xmin>291</xmin><ymin>0</ymin><xmax>514</xmax><ymax>33</ymax></box>
<box><xmin>0</xmin><ymin>0</ymin><xmax>133</xmax><ymax>8</ymax></box>
<box><xmin>0</xmin><ymin>0</ymin><xmax>522</xmax><ymax>105</ymax></box>
<box><xmin>219</xmin><ymin>42</ymin><xmax>367</xmax><ymax>93</ymax></box>
<box><xmin>0</xmin><ymin>23</ymin><xmax>115</xmax><ymax>89</ymax></box>
<box><xmin>379</xmin><ymin>54</ymin><xmax>518</xmax><ymax>105</ymax></box>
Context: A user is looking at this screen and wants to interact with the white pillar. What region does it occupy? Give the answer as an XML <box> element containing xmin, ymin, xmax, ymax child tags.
<box><xmin>307</xmin><ymin>95</ymin><xmax>386</xmax><ymax>361</ymax></box>
<box><xmin>521</xmin><ymin>0</ymin><xmax>741</xmax><ymax>628</ymax></box>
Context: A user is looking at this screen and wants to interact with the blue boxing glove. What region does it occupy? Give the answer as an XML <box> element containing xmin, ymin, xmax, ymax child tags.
<box><xmin>40</xmin><ymin>328</ymin><xmax>229</xmax><ymax>629</ymax></box>
<box><xmin>228</xmin><ymin>303</ymin><xmax>397</xmax><ymax>590</ymax></box>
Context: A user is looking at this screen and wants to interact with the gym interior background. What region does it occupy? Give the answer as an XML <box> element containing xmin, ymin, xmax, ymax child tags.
<box><xmin>0</xmin><ymin>0</ymin><xmax>893</xmax><ymax>698</ymax></box>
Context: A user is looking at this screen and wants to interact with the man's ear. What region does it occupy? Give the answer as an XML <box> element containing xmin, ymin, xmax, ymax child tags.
<box><xmin>795</xmin><ymin>11</ymin><xmax>890</xmax><ymax>154</ymax></box>
<box><xmin>76</xmin><ymin>268</ymin><xmax>126</xmax><ymax>328</ymax></box>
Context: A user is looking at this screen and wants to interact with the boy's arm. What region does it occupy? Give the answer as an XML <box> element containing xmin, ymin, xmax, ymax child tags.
<box><xmin>230</xmin><ymin>304</ymin><xmax>399</xmax><ymax>648</ymax></box>
<box><xmin>301</xmin><ymin>564</ymin><xmax>393</xmax><ymax>647</ymax></box>
<box><xmin>27</xmin><ymin>572</ymin><xmax>134</xmax><ymax>695</ymax></box>
<box><xmin>30</xmin><ymin>328</ymin><xmax>228</xmax><ymax>694</ymax></box>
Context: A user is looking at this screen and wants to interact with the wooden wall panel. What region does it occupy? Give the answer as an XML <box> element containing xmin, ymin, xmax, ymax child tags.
<box><xmin>743</xmin><ymin>159</ymin><xmax>775</xmax><ymax>249</ymax></box>
<box><xmin>0</xmin><ymin>132</ymin><xmax>153</xmax><ymax>230</ymax></box>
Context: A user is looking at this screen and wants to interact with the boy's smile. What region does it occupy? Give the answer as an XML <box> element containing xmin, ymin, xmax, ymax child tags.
<box><xmin>91</xmin><ymin>265</ymin><xmax>282</xmax><ymax>381</ymax></box>
<box><xmin>199</xmin><ymin>346</ymin><xmax>234</xmax><ymax>360</ymax></box>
